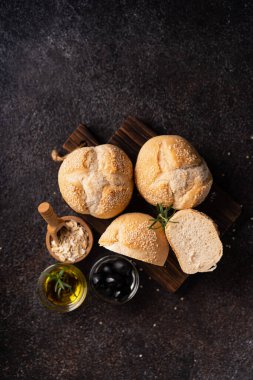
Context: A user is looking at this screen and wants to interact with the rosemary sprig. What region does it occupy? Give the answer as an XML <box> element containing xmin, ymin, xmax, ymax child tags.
<box><xmin>149</xmin><ymin>204</ymin><xmax>178</xmax><ymax>230</ymax></box>
<box><xmin>48</xmin><ymin>268</ymin><xmax>72</xmax><ymax>298</ymax></box>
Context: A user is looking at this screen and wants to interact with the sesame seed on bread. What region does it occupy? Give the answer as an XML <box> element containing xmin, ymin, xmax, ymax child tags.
<box><xmin>58</xmin><ymin>144</ymin><xmax>134</xmax><ymax>219</ymax></box>
<box><xmin>99</xmin><ymin>213</ymin><xmax>169</xmax><ymax>266</ymax></box>
<box><xmin>135</xmin><ymin>135</ymin><xmax>213</xmax><ymax>209</ymax></box>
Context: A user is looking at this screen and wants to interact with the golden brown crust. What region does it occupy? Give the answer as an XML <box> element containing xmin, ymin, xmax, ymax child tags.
<box><xmin>58</xmin><ymin>145</ymin><xmax>133</xmax><ymax>219</ymax></box>
<box><xmin>99</xmin><ymin>213</ymin><xmax>169</xmax><ymax>266</ymax></box>
<box><xmin>135</xmin><ymin>135</ymin><xmax>213</xmax><ymax>209</ymax></box>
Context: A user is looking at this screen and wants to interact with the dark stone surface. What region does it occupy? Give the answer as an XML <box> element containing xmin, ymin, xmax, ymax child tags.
<box><xmin>0</xmin><ymin>1</ymin><xmax>252</xmax><ymax>379</ymax></box>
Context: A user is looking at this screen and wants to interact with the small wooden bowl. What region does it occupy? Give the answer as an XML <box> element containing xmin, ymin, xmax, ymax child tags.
<box><xmin>46</xmin><ymin>215</ymin><xmax>94</xmax><ymax>264</ymax></box>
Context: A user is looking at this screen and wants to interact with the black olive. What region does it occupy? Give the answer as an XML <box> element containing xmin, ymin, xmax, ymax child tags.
<box><xmin>121</xmin><ymin>285</ymin><xmax>131</xmax><ymax>296</ymax></box>
<box><xmin>105</xmin><ymin>276</ymin><xmax>117</xmax><ymax>285</ymax></box>
<box><xmin>113</xmin><ymin>259</ymin><xmax>132</xmax><ymax>275</ymax></box>
<box><xmin>105</xmin><ymin>273</ymin><xmax>123</xmax><ymax>287</ymax></box>
<box><xmin>114</xmin><ymin>290</ymin><xmax>122</xmax><ymax>299</ymax></box>
<box><xmin>124</xmin><ymin>276</ymin><xmax>133</xmax><ymax>286</ymax></box>
<box><xmin>101</xmin><ymin>264</ymin><xmax>112</xmax><ymax>275</ymax></box>
<box><xmin>92</xmin><ymin>273</ymin><xmax>102</xmax><ymax>287</ymax></box>
<box><xmin>103</xmin><ymin>287</ymin><xmax>114</xmax><ymax>297</ymax></box>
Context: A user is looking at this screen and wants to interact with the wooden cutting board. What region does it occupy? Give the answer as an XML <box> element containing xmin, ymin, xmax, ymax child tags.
<box><xmin>61</xmin><ymin>116</ymin><xmax>241</xmax><ymax>292</ymax></box>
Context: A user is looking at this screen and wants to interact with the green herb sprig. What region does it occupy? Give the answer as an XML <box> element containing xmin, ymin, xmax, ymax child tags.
<box><xmin>48</xmin><ymin>269</ymin><xmax>72</xmax><ymax>298</ymax></box>
<box><xmin>149</xmin><ymin>204</ymin><xmax>178</xmax><ymax>230</ymax></box>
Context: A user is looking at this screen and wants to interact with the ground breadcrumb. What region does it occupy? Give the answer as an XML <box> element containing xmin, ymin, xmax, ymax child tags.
<box><xmin>51</xmin><ymin>220</ymin><xmax>89</xmax><ymax>262</ymax></box>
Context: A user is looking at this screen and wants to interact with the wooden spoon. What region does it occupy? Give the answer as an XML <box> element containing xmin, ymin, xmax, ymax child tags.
<box><xmin>38</xmin><ymin>202</ymin><xmax>68</xmax><ymax>245</ymax></box>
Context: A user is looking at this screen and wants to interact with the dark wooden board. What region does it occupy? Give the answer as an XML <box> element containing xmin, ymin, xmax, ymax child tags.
<box><xmin>62</xmin><ymin>116</ymin><xmax>241</xmax><ymax>292</ymax></box>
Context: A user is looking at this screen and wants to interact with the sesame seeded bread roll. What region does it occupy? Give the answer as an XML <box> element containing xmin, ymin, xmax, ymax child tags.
<box><xmin>99</xmin><ymin>213</ymin><xmax>169</xmax><ymax>266</ymax></box>
<box><xmin>135</xmin><ymin>135</ymin><xmax>213</xmax><ymax>209</ymax></box>
<box><xmin>165</xmin><ymin>209</ymin><xmax>223</xmax><ymax>274</ymax></box>
<box><xmin>58</xmin><ymin>145</ymin><xmax>134</xmax><ymax>219</ymax></box>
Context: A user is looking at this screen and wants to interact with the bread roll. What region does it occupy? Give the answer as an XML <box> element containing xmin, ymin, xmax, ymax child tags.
<box><xmin>58</xmin><ymin>144</ymin><xmax>133</xmax><ymax>219</ymax></box>
<box><xmin>135</xmin><ymin>135</ymin><xmax>213</xmax><ymax>209</ymax></box>
<box><xmin>165</xmin><ymin>209</ymin><xmax>223</xmax><ymax>274</ymax></box>
<box><xmin>99</xmin><ymin>213</ymin><xmax>169</xmax><ymax>266</ymax></box>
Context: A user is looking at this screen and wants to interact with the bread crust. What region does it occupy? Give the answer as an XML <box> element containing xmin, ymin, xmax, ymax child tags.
<box><xmin>165</xmin><ymin>209</ymin><xmax>223</xmax><ymax>274</ymax></box>
<box><xmin>58</xmin><ymin>144</ymin><xmax>134</xmax><ymax>219</ymax></box>
<box><xmin>135</xmin><ymin>135</ymin><xmax>213</xmax><ymax>209</ymax></box>
<box><xmin>99</xmin><ymin>213</ymin><xmax>169</xmax><ymax>266</ymax></box>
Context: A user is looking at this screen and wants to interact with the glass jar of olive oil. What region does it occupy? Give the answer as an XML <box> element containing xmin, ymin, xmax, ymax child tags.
<box><xmin>37</xmin><ymin>264</ymin><xmax>87</xmax><ymax>312</ymax></box>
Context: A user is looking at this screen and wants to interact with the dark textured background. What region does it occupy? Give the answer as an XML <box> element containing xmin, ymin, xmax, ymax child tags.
<box><xmin>0</xmin><ymin>1</ymin><xmax>253</xmax><ymax>379</ymax></box>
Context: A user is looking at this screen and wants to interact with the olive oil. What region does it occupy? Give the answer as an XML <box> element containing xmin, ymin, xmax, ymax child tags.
<box><xmin>37</xmin><ymin>264</ymin><xmax>87</xmax><ymax>312</ymax></box>
<box><xmin>44</xmin><ymin>267</ymin><xmax>84</xmax><ymax>306</ymax></box>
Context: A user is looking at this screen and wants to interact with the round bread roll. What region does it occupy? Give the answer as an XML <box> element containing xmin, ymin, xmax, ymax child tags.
<box><xmin>165</xmin><ymin>209</ymin><xmax>223</xmax><ymax>274</ymax></box>
<box><xmin>58</xmin><ymin>144</ymin><xmax>134</xmax><ymax>219</ymax></box>
<box><xmin>99</xmin><ymin>213</ymin><xmax>169</xmax><ymax>266</ymax></box>
<box><xmin>135</xmin><ymin>135</ymin><xmax>213</xmax><ymax>209</ymax></box>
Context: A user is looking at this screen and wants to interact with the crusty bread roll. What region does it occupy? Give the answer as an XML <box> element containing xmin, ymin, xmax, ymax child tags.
<box><xmin>99</xmin><ymin>213</ymin><xmax>169</xmax><ymax>266</ymax></box>
<box><xmin>135</xmin><ymin>135</ymin><xmax>213</xmax><ymax>209</ymax></box>
<box><xmin>58</xmin><ymin>144</ymin><xmax>133</xmax><ymax>219</ymax></box>
<box><xmin>165</xmin><ymin>209</ymin><xmax>223</xmax><ymax>274</ymax></box>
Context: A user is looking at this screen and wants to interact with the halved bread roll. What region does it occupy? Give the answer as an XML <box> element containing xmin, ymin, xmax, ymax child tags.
<box><xmin>165</xmin><ymin>209</ymin><xmax>223</xmax><ymax>274</ymax></box>
<box><xmin>58</xmin><ymin>144</ymin><xmax>133</xmax><ymax>219</ymax></box>
<box><xmin>135</xmin><ymin>135</ymin><xmax>213</xmax><ymax>209</ymax></box>
<box><xmin>99</xmin><ymin>213</ymin><xmax>169</xmax><ymax>266</ymax></box>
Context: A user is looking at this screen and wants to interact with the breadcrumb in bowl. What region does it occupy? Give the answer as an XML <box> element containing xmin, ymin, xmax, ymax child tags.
<box><xmin>45</xmin><ymin>215</ymin><xmax>94</xmax><ymax>263</ymax></box>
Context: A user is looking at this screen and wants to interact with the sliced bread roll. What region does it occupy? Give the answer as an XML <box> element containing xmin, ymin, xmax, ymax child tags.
<box><xmin>165</xmin><ymin>209</ymin><xmax>223</xmax><ymax>274</ymax></box>
<box><xmin>99</xmin><ymin>213</ymin><xmax>169</xmax><ymax>266</ymax></box>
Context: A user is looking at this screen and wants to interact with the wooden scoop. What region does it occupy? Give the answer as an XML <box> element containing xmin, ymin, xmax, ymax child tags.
<box><xmin>38</xmin><ymin>202</ymin><xmax>68</xmax><ymax>245</ymax></box>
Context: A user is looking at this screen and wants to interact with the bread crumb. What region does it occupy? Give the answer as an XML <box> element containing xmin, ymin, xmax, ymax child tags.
<box><xmin>51</xmin><ymin>220</ymin><xmax>89</xmax><ymax>262</ymax></box>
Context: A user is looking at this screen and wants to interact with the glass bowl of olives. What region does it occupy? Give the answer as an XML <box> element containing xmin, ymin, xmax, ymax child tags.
<box><xmin>89</xmin><ymin>255</ymin><xmax>139</xmax><ymax>304</ymax></box>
